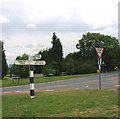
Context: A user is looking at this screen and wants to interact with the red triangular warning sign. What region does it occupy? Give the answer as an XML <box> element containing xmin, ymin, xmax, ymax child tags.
<box><xmin>95</xmin><ymin>47</ymin><xmax>104</xmax><ymax>59</ymax></box>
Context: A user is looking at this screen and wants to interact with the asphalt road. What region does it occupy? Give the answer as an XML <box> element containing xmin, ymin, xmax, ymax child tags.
<box><xmin>2</xmin><ymin>72</ymin><xmax>119</xmax><ymax>93</ymax></box>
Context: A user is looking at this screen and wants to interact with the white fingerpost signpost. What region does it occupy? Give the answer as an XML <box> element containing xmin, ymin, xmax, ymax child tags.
<box><xmin>95</xmin><ymin>47</ymin><xmax>104</xmax><ymax>90</ymax></box>
<box><xmin>14</xmin><ymin>54</ymin><xmax>46</xmax><ymax>99</ymax></box>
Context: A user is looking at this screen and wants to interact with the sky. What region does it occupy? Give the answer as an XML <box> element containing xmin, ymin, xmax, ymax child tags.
<box><xmin>0</xmin><ymin>0</ymin><xmax>119</xmax><ymax>65</ymax></box>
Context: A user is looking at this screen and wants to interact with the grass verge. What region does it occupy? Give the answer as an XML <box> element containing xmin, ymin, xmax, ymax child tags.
<box><xmin>2</xmin><ymin>73</ymin><xmax>97</xmax><ymax>87</ymax></box>
<box><xmin>2</xmin><ymin>89</ymin><xmax>118</xmax><ymax>117</ymax></box>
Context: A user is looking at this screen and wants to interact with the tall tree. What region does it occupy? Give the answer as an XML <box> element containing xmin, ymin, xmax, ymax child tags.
<box><xmin>0</xmin><ymin>41</ymin><xmax>8</xmax><ymax>78</ymax></box>
<box><xmin>51</xmin><ymin>32</ymin><xmax>63</xmax><ymax>75</ymax></box>
<box><xmin>76</xmin><ymin>32</ymin><xmax>119</xmax><ymax>71</ymax></box>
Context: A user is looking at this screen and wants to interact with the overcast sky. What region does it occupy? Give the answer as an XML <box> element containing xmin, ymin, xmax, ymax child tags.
<box><xmin>0</xmin><ymin>0</ymin><xmax>119</xmax><ymax>65</ymax></box>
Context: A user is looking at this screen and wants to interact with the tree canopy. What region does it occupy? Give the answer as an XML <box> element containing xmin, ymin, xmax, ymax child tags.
<box><xmin>12</xmin><ymin>32</ymin><xmax>119</xmax><ymax>77</ymax></box>
<box><xmin>38</xmin><ymin>32</ymin><xmax>63</xmax><ymax>75</ymax></box>
<box><xmin>51</xmin><ymin>32</ymin><xmax>63</xmax><ymax>75</ymax></box>
<box><xmin>76</xmin><ymin>32</ymin><xmax>119</xmax><ymax>72</ymax></box>
<box><xmin>12</xmin><ymin>54</ymin><xmax>29</xmax><ymax>78</ymax></box>
<box><xmin>76</xmin><ymin>32</ymin><xmax>119</xmax><ymax>53</ymax></box>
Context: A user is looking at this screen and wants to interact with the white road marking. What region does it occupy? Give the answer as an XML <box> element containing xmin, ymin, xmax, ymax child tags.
<box><xmin>115</xmin><ymin>85</ymin><xmax>120</xmax><ymax>87</ymax></box>
<box><xmin>16</xmin><ymin>90</ymin><xmax>22</xmax><ymax>92</ymax></box>
<box><xmin>47</xmin><ymin>90</ymin><xmax>54</xmax><ymax>91</ymax></box>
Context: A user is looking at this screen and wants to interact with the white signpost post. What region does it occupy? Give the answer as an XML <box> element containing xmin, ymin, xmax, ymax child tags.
<box><xmin>95</xmin><ymin>47</ymin><xmax>104</xmax><ymax>90</ymax></box>
<box><xmin>14</xmin><ymin>54</ymin><xmax>46</xmax><ymax>99</ymax></box>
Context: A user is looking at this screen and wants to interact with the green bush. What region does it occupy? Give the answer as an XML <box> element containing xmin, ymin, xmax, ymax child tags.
<box><xmin>74</xmin><ymin>60</ymin><xmax>97</xmax><ymax>74</ymax></box>
<box><xmin>64</xmin><ymin>60</ymin><xmax>75</xmax><ymax>75</ymax></box>
<box><xmin>79</xmin><ymin>63</ymin><xmax>97</xmax><ymax>74</ymax></box>
<box><xmin>42</xmin><ymin>66</ymin><xmax>56</xmax><ymax>76</ymax></box>
<box><xmin>12</xmin><ymin>54</ymin><xmax>29</xmax><ymax>78</ymax></box>
<box><xmin>14</xmin><ymin>65</ymin><xmax>29</xmax><ymax>78</ymax></box>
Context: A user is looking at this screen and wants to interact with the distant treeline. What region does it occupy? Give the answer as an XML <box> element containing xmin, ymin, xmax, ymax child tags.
<box><xmin>5</xmin><ymin>32</ymin><xmax>120</xmax><ymax>78</ymax></box>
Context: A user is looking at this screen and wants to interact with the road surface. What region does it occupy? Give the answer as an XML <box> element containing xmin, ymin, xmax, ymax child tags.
<box><xmin>2</xmin><ymin>72</ymin><xmax>119</xmax><ymax>94</ymax></box>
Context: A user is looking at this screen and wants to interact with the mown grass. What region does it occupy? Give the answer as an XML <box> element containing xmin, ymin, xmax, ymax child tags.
<box><xmin>2</xmin><ymin>89</ymin><xmax>118</xmax><ymax>117</ymax></box>
<box><xmin>2</xmin><ymin>73</ymin><xmax>97</xmax><ymax>87</ymax></box>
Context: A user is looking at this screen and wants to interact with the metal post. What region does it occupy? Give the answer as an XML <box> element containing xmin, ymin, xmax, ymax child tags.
<box><xmin>98</xmin><ymin>59</ymin><xmax>101</xmax><ymax>90</ymax></box>
<box><xmin>10</xmin><ymin>68</ymin><xmax>14</xmax><ymax>83</ymax></box>
<box><xmin>10</xmin><ymin>68</ymin><xmax>12</xmax><ymax>78</ymax></box>
<box><xmin>29</xmin><ymin>65</ymin><xmax>35</xmax><ymax>99</ymax></box>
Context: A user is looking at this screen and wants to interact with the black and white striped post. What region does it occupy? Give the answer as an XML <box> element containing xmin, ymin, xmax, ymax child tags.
<box><xmin>29</xmin><ymin>65</ymin><xmax>35</xmax><ymax>99</ymax></box>
<box><xmin>29</xmin><ymin>55</ymin><xmax>35</xmax><ymax>99</ymax></box>
<box><xmin>14</xmin><ymin>54</ymin><xmax>46</xmax><ymax>99</ymax></box>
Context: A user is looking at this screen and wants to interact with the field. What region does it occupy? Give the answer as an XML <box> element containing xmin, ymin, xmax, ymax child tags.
<box><xmin>2</xmin><ymin>89</ymin><xmax>118</xmax><ymax>117</ymax></box>
<box><xmin>2</xmin><ymin>73</ymin><xmax>97</xmax><ymax>87</ymax></box>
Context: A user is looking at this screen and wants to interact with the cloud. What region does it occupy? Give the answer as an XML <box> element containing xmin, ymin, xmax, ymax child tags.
<box><xmin>1</xmin><ymin>0</ymin><xmax>118</xmax><ymax>30</ymax></box>
<box><xmin>26</xmin><ymin>24</ymin><xmax>36</xmax><ymax>28</ymax></box>
<box><xmin>0</xmin><ymin>15</ymin><xmax>10</xmax><ymax>24</ymax></box>
<box><xmin>25</xmin><ymin>44</ymin><xmax>34</xmax><ymax>48</ymax></box>
<box><xmin>37</xmin><ymin>43</ymin><xmax>45</xmax><ymax>48</ymax></box>
<box><xmin>1</xmin><ymin>0</ymin><xmax>119</xmax><ymax>64</ymax></box>
<box><xmin>1</xmin><ymin>0</ymin><xmax>118</xmax><ymax>25</ymax></box>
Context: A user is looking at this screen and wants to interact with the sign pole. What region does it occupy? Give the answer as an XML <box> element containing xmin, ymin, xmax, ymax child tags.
<box><xmin>14</xmin><ymin>54</ymin><xmax>46</xmax><ymax>99</ymax></box>
<box><xmin>98</xmin><ymin>59</ymin><xmax>101</xmax><ymax>90</ymax></box>
<box><xmin>95</xmin><ymin>47</ymin><xmax>104</xmax><ymax>90</ymax></box>
<box><xmin>29</xmin><ymin>64</ymin><xmax>35</xmax><ymax>99</ymax></box>
<box><xmin>10</xmin><ymin>68</ymin><xmax>12</xmax><ymax>78</ymax></box>
<box><xmin>29</xmin><ymin>55</ymin><xmax>35</xmax><ymax>99</ymax></box>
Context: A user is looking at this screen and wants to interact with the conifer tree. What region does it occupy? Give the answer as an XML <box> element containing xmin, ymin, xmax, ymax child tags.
<box><xmin>0</xmin><ymin>41</ymin><xmax>8</xmax><ymax>78</ymax></box>
<box><xmin>51</xmin><ymin>32</ymin><xmax>63</xmax><ymax>75</ymax></box>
